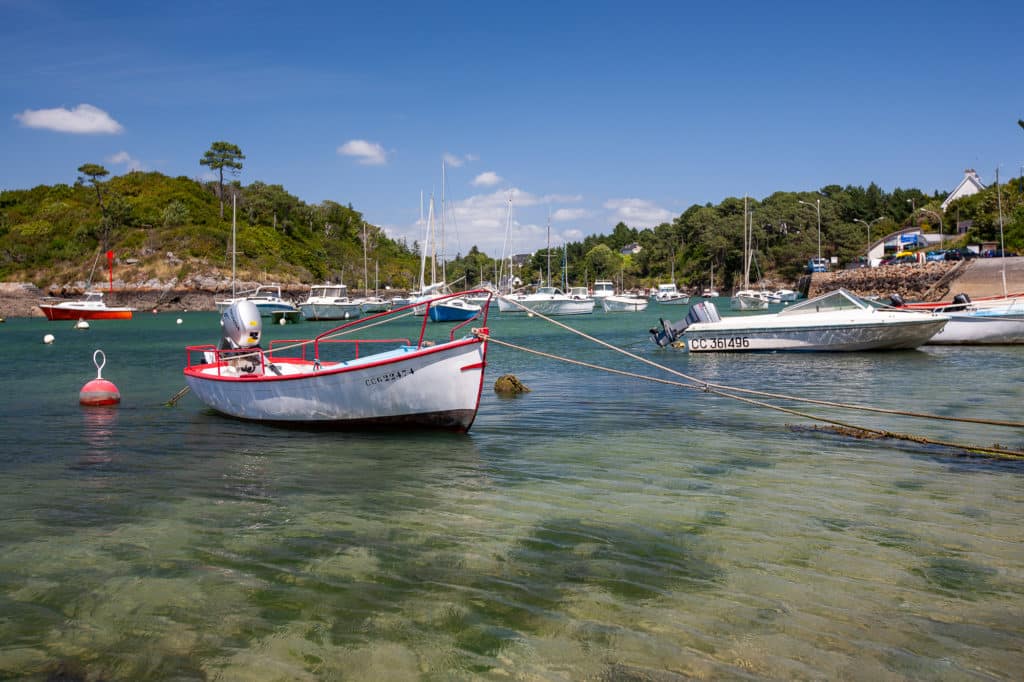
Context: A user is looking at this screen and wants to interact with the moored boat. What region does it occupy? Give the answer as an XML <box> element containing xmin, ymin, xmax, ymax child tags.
<box><xmin>216</xmin><ymin>285</ymin><xmax>300</xmax><ymax>318</ymax></box>
<box><xmin>651</xmin><ymin>288</ymin><xmax>947</xmax><ymax>352</ymax></box>
<box><xmin>498</xmin><ymin>286</ymin><xmax>595</xmax><ymax>315</ymax></box>
<box><xmin>602</xmin><ymin>293</ymin><xmax>649</xmax><ymax>312</ymax></box>
<box><xmin>298</xmin><ymin>284</ymin><xmax>363</xmax><ymax>321</ymax></box>
<box><xmin>184</xmin><ymin>290</ymin><xmax>492</xmax><ymax>430</ymax></box>
<box><xmin>652</xmin><ymin>283</ymin><xmax>690</xmax><ymax>305</ymax></box>
<box><xmin>38</xmin><ymin>291</ymin><xmax>135</xmax><ymax>321</ymax></box>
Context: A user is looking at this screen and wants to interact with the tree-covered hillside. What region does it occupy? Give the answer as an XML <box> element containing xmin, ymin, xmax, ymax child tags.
<box><xmin>2</xmin><ymin>166</ymin><xmax>1021</xmax><ymax>293</ymax></box>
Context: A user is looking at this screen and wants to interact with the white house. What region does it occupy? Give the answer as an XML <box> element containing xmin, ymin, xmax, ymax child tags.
<box><xmin>941</xmin><ymin>169</ymin><xmax>986</xmax><ymax>211</ymax></box>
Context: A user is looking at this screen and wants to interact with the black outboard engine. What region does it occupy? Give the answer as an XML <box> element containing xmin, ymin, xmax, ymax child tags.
<box><xmin>949</xmin><ymin>293</ymin><xmax>971</xmax><ymax>311</ymax></box>
<box><xmin>650</xmin><ymin>301</ymin><xmax>721</xmax><ymax>347</ymax></box>
<box><xmin>889</xmin><ymin>293</ymin><xmax>906</xmax><ymax>307</ymax></box>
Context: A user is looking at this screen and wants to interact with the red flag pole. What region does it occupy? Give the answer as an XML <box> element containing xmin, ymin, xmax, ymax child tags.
<box><xmin>107</xmin><ymin>250</ymin><xmax>114</xmax><ymax>291</ymax></box>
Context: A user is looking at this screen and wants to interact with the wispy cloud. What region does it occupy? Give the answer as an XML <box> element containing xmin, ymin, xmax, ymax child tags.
<box><xmin>471</xmin><ymin>171</ymin><xmax>502</xmax><ymax>187</ymax></box>
<box><xmin>106</xmin><ymin>150</ymin><xmax>143</xmax><ymax>171</ymax></box>
<box><xmin>552</xmin><ymin>207</ymin><xmax>588</xmax><ymax>222</ymax></box>
<box><xmin>14</xmin><ymin>103</ymin><xmax>123</xmax><ymax>134</ymax></box>
<box><xmin>442</xmin><ymin>152</ymin><xmax>477</xmax><ymax>168</ymax></box>
<box><xmin>337</xmin><ymin>139</ymin><xmax>387</xmax><ymax>165</ymax></box>
<box><xmin>603</xmin><ymin>198</ymin><xmax>672</xmax><ymax>227</ymax></box>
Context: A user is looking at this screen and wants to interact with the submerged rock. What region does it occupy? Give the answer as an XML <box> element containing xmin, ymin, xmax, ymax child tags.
<box><xmin>494</xmin><ymin>374</ymin><xmax>530</xmax><ymax>394</ymax></box>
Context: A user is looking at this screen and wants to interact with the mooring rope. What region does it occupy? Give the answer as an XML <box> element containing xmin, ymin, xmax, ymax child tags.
<box><xmin>488</xmin><ymin>295</ymin><xmax>1024</xmax><ymax>459</ymax></box>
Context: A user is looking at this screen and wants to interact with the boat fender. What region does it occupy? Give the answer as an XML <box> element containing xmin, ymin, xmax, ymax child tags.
<box><xmin>80</xmin><ymin>349</ymin><xmax>120</xmax><ymax>406</ymax></box>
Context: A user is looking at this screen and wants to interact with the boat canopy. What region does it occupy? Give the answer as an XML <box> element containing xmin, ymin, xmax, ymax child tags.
<box><xmin>779</xmin><ymin>288</ymin><xmax>868</xmax><ymax>316</ymax></box>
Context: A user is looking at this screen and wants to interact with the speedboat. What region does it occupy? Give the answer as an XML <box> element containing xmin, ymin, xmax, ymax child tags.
<box><xmin>183</xmin><ymin>290</ymin><xmax>492</xmax><ymax>430</ymax></box>
<box><xmin>602</xmin><ymin>293</ymin><xmax>649</xmax><ymax>312</ymax></box>
<box><xmin>38</xmin><ymin>291</ymin><xmax>135</xmax><ymax>321</ymax></box>
<box><xmin>216</xmin><ymin>285</ymin><xmax>300</xmax><ymax>318</ymax></box>
<box><xmin>652</xmin><ymin>283</ymin><xmax>690</xmax><ymax>305</ymax></box>
<box><xmin>298</xmin><ymin>284</ymin><xmax>363</xmax><ymax>321</ymax></box>
<box><xmin>498</xmin><ymin>286</ymin><xmax>595</xmax><ymax>315</ymax></box>
<box><xmin>428</xmin><ymin>296</ymin><xmax>482</xmax><ymax>322</ymax></box>
<box><xmin>651</xmin><ymin>288</ymin><xmax>947</xmax><ymax>352</ymax></box>
<box><xmin>357</xmin><ymin>296</ymin><xmax>392</xmax><ymax>314</ymax></box>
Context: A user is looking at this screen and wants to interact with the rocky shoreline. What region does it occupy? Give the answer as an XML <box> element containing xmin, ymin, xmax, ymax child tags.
<box><xmin>3</xmin><ymin>259</ymin><xmax>1021</xmax><ymax>319</ymax></box>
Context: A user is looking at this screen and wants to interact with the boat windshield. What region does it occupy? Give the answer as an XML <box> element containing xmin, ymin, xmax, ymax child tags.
<box><xmin>536</xmin><ymin>287</ymin><xmax>562</xmax><ymax>296</ymax></box>
<box><xmin>657</xmin><ymin>284</ymin><xmax>677</xmax><ymax>293</ymax></box>
<box><xmin>83</xmin><ymin>292</ymin><xmax>104</xmax><ymax>303</ymax></box>
<box><xmin>780</xmin><ymin>288</ymin><xmax>867</xmax><ymax>316</ymax></box>
<box><xmin>593</xmin><ymin>282</ymin><xmax>614</xmax><ymax>293</ymax></box>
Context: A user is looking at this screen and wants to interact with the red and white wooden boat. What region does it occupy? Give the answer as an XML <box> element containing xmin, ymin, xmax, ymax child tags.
<box><xmin>184</xmin><ymin>290</ymin><xmax>491</xmax><ymax>431</ymax></box>
<box><xmin>891</xmin><ymin>291</ymin><xmax>1024</xmax><ymax>313</ymax></box>
<box><xmin>39</xmin><ymin>291</ymin><xmax>135</xmax><ymax>320</ymax></box>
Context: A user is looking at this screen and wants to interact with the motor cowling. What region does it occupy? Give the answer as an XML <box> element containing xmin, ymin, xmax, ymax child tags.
<box><xmin>220</xmin><ymin>300</ymin><xmax>262</xmax><ymax>350</ymax></box>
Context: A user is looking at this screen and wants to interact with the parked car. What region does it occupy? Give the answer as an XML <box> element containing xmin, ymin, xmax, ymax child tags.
<box><xmin>807</xmin><ymin>257</ymin><xmax>829</xmax><ymax>273</ymax></box>
<box><xmin>925</xmin><ymin>250</ymin><xmax>946</xmax><ymax>262</ymax></box>
<box><xmin>981</xmin><ymin>249</ymin><xmax>1018</xmax><ymax>258</ymax></box>
<box><xmin>944</xmin><ymin>248</ymin><xmax>978</xmax><ymax>261</ymax></box>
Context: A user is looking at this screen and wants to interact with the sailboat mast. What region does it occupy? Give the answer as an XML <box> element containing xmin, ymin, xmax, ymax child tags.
<box><xmin>231</xmin><ymin>193</ymin><xmax>237</xmax><ymax>297</ymax></box>
<box><xmin>362</xmin><ymin>222</ymin><xmax>368</xmax><ymax>297</ymax></box>
<box><xmin>997</xmin><ymin>166</ymin><xmax>1007</xmax><ymax>297</ymax></box>
<box><xmin>440</xmin><ymin>161</ymin><xmax>447</xmax><ymax>286</ymax></box>
<box><xmin>546</xmin><ymin>213</ymin><xmax>551</xmax><ymax>287</ymax></box>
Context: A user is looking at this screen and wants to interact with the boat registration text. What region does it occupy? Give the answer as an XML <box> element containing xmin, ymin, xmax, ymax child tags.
<box><xmin>688</xmin><ymin>336</ymin><xmax>751</xmax><ymax>351</ymax></box>
<box><xmin>365</xmin><ymin>368</ymin><xmax>415</xmax><ymax>386</ymax></box>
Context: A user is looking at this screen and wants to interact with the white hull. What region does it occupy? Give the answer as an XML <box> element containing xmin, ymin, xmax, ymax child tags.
<box><xmin>684</xmin><ymin>318</ymin><xmax>946</xmax><ymax>352</ymax></box>
<box><xmin>299</xmin><ymin>302</ymin><xmax>363</xmax><ymax>321</ymax></box>
<box><xmin>186</xmin><ymin>336</ymin><xmax>486</xmax><ymax>429</ymax></box>
<box><xmin>498</xmin><ymin>290</ymin><xmax>595</xmax><ymax>315</ymax></box>
<box><xmin>926</xmin><ymin>313</ymin><xmax>1024</xmax><ymax>345</ymax></box>
<box><xmin>602</xmin><ymin>295</ymin><xmax>649</xmax><ymax>312</ymax></box>
<box><xmin>731</xmin><ymin>291</ymin><xmax>769</xmax><ymax>310</ymax></box>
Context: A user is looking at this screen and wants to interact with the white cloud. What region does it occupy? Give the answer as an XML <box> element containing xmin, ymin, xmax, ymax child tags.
<box><xmin>337</xmin><ymin>139</ymin><xmax>387</xmax><ymax>165</ymax></box>
<box><xmin>551</xmin><ymin>207</ymin><xmax>588</xmax><ymax>222</ymax></box>
<box><xmin>603</xmin><ymin>198</ymin><xmax>673</xmax><ymax>227</ymax></box>
<box><xmin>472</xmin><ymin>171</ymin><xmax>502</xmax><ymax>187</ymax></box>
<box><xmin>14</xmin><ymin>103</ymin><xmax>123</xmax><ymax>134</ymax></box>
<box><xmin>442</xmin><ymin>152</ymin><xmax>478</xmax><ymax>168</ymax></box>
<box><xmin>107</xmin><ymin>150</ymin><xmax>143</xmax><ymax>171</ymax></box>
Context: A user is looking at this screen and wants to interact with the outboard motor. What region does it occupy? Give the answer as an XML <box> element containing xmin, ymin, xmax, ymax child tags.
<box><xmin>220</xmin><ymin>300</ymin><xmax>262</xmax><ymax>350</ymax></box>
<box><xmin>889</xmin><ymin>293</ymin><xmax>906</xmax><ymax>307</ymax></box>
<box><xmin>950</xmin><ymin>293</ymin><xmax>971</xmax><ymax>310</ymax></box>
<box><xmin>650</xmin><ymin>301</ymin><xmax>721</xmax><ymax>347</ymax></box>
<box><xmin>205</xmin><ymin>300</ymin><xmax>262</xmax><ymax>371</ymax></box>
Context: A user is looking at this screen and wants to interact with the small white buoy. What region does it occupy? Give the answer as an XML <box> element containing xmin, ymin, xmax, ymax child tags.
<box><xmin>74</xmin><ymin>319</ymin><xmax>90</xmax><ymax>330</ymax></box>
<box><xmin>279</xmin><ymin>317</ymin><xmax>287</xmax><ymax>325</ymax></box>
<box><xmin>176</xmin><ymin>318</ymin><xmax>183</xmax><ymax>325</ymax></box>
<box><xmin>80</xmin><ymin>349</ymin><xmax>120</xmax><ymax>406</ymax></box>
<box><xmin>43</xmin><ymin>333</ymin><xmax>55</xmax><ymax>344</ymax></box>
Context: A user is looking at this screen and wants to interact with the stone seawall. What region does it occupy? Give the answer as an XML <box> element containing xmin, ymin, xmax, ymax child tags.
<box><xmin>807</xmin><ymin>262</ymin><xmax>961</xmax><ymax>301</ymax></box>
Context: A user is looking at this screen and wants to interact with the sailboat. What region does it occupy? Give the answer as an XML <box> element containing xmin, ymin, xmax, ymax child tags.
<box><xmin>700</xmin><ymin>262</ymin><xmax>720</xmax><ymax>298</ymax></box>
<box><xmin>652</xmin><ymin>249</ymin><xmax>689</xmax><ymax>305</ymax></box>
<box><xmin>731</xmin><ymin>197</ymin><xmax>769</xmax><ymax>311</ymax></box>
<box><xmin>497</xmin><ymin>215</ymin><xmax>594</xmax><ymax>315</ymax></box>
<box><xmin>414</xmin><ymin>163</ymin><xmax>482</xmax><ymax>323</ymax></box>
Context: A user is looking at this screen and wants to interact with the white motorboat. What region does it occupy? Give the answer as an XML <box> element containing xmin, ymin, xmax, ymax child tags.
<box><xmin>888</xmin><ymin>293</ymin><xmax>1024</xmax><ymax>344</ymax></box>
<box><xmin>298</xmin><ymin>284</ymin><xmax>363</xmax><ymax>321</ymax></box>
<box><xmin>38</xmin><ymin>291</ymin><xmax>135</xmax><ymax>321</ymax></box>
<box><xmin>731</xmin><ymin>289</ymin><xmax>770</xmax><ymax>310</ymax></box>
<box><xmin>184</xmin><ymin>291</ymin><xmax>491</xmax><ymax>430</ymax></box>
<box><xmin>591</xmin><ymin>280</ymin><xmax>615</xmax><ymax>301</ymax></box>
<box><xmin>357</xmin><ymin>296</ymin><xmax>392</xmax><ymax>314</ymax></box>
<box><xmin>652</xmin><ymin>283</ymin><xmax>690</xmax><ymax>305</ymax></box>
<box><xmin>602</xmin><ymin>293</ymin><xmax>649</xmax><ymax>312</ymax></box>
<box><xmin>771</xmin><ymin>289</ymin><xmax>799</xmax><ymax>303</ymax></box>
<box><xmin>651</xmin><ymin>288</ymin><xmax>947</xmax><ymax>352</ymax></box>
<box><xmin>216</xmin><ymin>285</ymin><xmax>300</xmax><ymax>318</ymax></box>
<box><xmin>498</xmin><ymin>286</ymin><xmax>595</xmax><ymax>315</ymax></box>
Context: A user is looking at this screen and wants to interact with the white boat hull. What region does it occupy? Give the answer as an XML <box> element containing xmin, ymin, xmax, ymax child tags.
<box><xmin>602</xmin><ymin>295</ymin><xmax>649</xmax><ymax>312</ymax></box>
<box><xmin>498</xmin><ymin>295</ymin><xmax>595</xmax><ymax>315</ymax></box>
<box><xmin>299</xmin><ymin>302</ymin><xmax>363</xmax><ymax>321</ymax></box>
<box><xmin>731</xmin><ymin>292</ymin><xmax>769</xmax><ymax>310</ymax></box>
<box><xmin>684</xmin><ymin>318</ymin><xmax>947</xmax><ymax>352</ymax></box>
<box><xmin>926</xmin><ymin>313</ymin><xmax>1024</xmax><ymax>345</ymax></box>
<box><xmin>185</xmin><ymin>337</ymin><xmax>486</xmax><ymax>429</ymax></box>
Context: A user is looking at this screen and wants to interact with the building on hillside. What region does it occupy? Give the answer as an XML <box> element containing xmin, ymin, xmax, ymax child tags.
<box><xmin>941</xmin><ymin>169</ymin><xmax>986</xmax><ymax>211</ymax></box>
<box><xmin>619</xmin><ymin>242</ymin><xmax>642</xmax><ymax>255</ymax></box>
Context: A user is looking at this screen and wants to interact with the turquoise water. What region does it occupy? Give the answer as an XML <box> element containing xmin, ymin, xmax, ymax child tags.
<box><xmin>1</xmin><ymin>305</ymin><xmax>1022</xmax><ymax>680</ymax></box>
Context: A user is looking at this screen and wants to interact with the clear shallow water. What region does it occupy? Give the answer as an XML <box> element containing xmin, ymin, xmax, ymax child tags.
<box><xmin>1</xmin><ymin>305</ymin><xmax>1022</xmax><ymax>680</ymax></box>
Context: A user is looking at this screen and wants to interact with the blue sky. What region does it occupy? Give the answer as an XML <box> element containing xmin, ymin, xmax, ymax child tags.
<box><xmin>2</xmin><ymin>0</ymin><xmax>1022</xmax><ymax>257</ymax></box>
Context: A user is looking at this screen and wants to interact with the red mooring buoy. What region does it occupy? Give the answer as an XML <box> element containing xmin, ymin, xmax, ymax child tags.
<box><xmin>80</xmin><ymin>349</ymin><xmax>120</xmax><ymax>406</ymax></box>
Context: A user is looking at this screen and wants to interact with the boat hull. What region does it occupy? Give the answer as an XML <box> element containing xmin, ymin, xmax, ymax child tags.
<box><xmin>602</xmin><ymin>296</ymin><xmax>649</xmax><ymax>312</ymax></box>
<box><xmin>428</xmin><ymin>301</ymin><xmax>481</xmax><ymax>322</ymax></box>
<box><xmin>299</xmin><ymin>302</ymin><xmax>363</xmax><ymax>321</ymax></box>
<box><xmin>684</xmin><ymin>318</ymin><xmax>946</xmax><ymax>352</ymax></box>
<box><xmin>185</xmin><ymin>337</ymin><xmax>487</xmax><ymax>430</ymax></box>
<box><xmin>498</xmin><ymin>296</ymin><xmax>594</xmax><ymax>315</ymax></box>
<box><xmin>39</xmin><ymin>305</ymin><xmax>133</xmax><ymax>321</ymax></box>
<box><xmin>926</xmin><ymin>313</ymin><xmax>1024</xmax><ymax>345</ymax></box>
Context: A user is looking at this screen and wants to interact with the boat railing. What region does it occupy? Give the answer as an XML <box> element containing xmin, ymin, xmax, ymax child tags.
<box><xmin>271</xmin><ymin>338</ymin><xmax>411</xmax><ymax>364</ymax></box>
<box><xmin>185</xmin><ymin>344</ymin><xmax>266</xmax><ymax>376</ymax></box>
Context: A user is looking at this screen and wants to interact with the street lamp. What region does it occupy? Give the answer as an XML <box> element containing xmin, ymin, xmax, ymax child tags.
<box><xmin>853</xmin><ymin>217</ymin><xmax>884</xmax><ymax>262</ymax></box>
<box><xmin>915</xmin><ymin>208</ymin><xmax>944</xmax><ymax>249</ymax></box>
<box><xmin>798</xmin><ymin>198</ymin><xmax>821</xmax><ymax>262</ymax></box>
